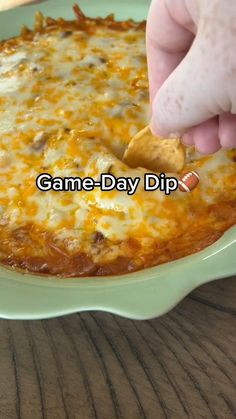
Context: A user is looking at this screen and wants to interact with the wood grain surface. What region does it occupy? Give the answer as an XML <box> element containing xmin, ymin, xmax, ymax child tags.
<box><xmin>0</xmin><ymin>276</ymin><xmax>235</xmax><ymax>419</ymax></box>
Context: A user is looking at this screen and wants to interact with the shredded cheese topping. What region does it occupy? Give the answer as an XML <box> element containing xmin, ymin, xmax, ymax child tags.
<box><xmin>0</xmin><ymin>9</ymin><xmax>235</xmax><ymax>276</ymax></box>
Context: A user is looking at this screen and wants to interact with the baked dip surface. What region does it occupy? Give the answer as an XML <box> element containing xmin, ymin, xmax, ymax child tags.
<box><xmin>0</xmin><ymin>6</ymin><xmax>235</xmax><ymax>277</ymax></box>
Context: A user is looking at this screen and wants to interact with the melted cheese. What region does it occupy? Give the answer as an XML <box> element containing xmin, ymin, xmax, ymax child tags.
<box><xmin>0</xmin><ymin>12</ymin><xmax>235</xmax><ymax>276</ymax></box>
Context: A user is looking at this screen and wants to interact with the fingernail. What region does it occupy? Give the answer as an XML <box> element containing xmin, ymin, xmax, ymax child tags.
<box><xmin>150</xmin><ymin>116</ymin><xmax>167</xmax><ymax>138</ymax></box>
<box><xmin>182</xmin><ymin>133</ymin><xmax>194</xmax><ymax>146</ymax></box>
<box><xmin>150</xmin><ymin>116</ymin><xmax>181</xmax><ymax>139</ymax></box>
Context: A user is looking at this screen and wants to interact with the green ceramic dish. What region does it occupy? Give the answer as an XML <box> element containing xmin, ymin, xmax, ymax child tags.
<box><xmin>0</xmin><ymin>0</ymin><xmax>235</xmax><ymax>320</ymax></box>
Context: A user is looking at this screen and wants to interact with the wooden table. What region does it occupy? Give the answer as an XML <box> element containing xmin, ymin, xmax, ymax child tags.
<box><xmin>0</xmin><ymin>276</ymin><xmax>235</xmax><ymax>419</ymax></box>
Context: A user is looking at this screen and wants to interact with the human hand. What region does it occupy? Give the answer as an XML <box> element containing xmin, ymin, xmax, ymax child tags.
<box><xmin>0</xmin><ymin>0</ymin><xmax>46</xmax><ymax>12</ymax></box>
<box><xmin>147</xmin><ymin>0</ymin><xmax>236</xmax><ymax>154</ymax></box>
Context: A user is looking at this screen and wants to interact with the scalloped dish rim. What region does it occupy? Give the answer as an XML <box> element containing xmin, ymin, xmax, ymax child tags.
<box><xmin>0</xmin><ymin>0</ymin><xmax>235</xmax><ymax>320</ymax></box>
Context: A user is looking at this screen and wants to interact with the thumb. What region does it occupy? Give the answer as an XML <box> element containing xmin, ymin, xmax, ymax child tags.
<box><xmin>150</xmin><ymin>39</ymin><xmax>222</xmax><ymax>138</ymax></box>
<box><xmin>0</xmin><ymin>0</ymin><xmax>46</xmax><ymax>11</ymax></box>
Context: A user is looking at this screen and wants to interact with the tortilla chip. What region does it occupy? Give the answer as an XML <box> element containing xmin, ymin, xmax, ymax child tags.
<box><xmin>123</xmin><ymin>125</ymin><xmax>185</xmax><ymax>173</ymax></box>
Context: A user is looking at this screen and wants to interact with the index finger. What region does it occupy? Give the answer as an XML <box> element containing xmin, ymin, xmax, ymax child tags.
<box><xmin>146</xmin><ymin>0</ymin><xmax>195</xmax><ymax>103</ymax></box>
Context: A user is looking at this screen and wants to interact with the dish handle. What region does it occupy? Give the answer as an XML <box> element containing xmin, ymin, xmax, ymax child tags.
<box><xmin>195</xmin><ymin>232</ymin><xmax>236</xmax><ymax>286</ymax></box>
